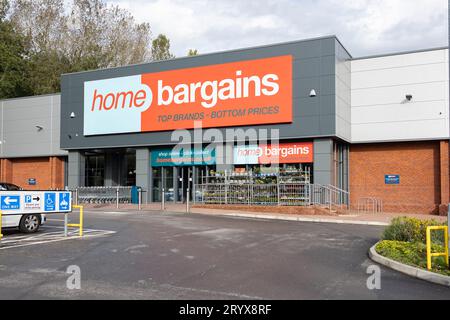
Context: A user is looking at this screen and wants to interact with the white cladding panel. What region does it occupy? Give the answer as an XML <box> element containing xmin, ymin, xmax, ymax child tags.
<box><xmin>351</xmin><ymin>48</ymin><xmax>449</xmax><ymax>143</ymax></box>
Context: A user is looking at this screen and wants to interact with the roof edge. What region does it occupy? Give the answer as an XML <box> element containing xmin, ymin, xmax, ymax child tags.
<box><xmin>0</xmin><ymin>92</ymin><xmax>60</xmax><ymax>103</ymax></box>
<box><xmin>61</xmin><ymin>35</ymin><xmax>342</xmax><ymax>77</ymax></box>
<box><xmin>352</xmin><ymin>46</ymin><xmax>449</xmax><ymax>61</ymax></box>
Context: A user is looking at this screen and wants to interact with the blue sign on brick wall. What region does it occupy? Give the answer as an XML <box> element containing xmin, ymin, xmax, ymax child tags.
<box><xmin>385</xmin><ymin>175</ymin><xmax>400</xmax><ymax>185</ymax></box>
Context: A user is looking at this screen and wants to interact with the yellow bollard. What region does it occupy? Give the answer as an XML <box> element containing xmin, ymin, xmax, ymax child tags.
<box><xmin>426</xmin><ymin>226</ymin><xmax>449</xmax><ymax>270</ymax></box>
<box><xmin>68</xmin><ymin>205</ymin><xmax>84</xmax><ymax>237</ymax></box>
<box><xmin>79</xmin><ymin>206</ymin><xmax>83</xmax><ymax>237</ymax></box>
<box><xmin>426</xmin><ymin>228</ymin><xmax>432</xmax><ymax>270</ymax></box>
<box><xmin>0</xmin><ymin>210</ymin><xmax>3</xmax><ymax>241</ymax></box>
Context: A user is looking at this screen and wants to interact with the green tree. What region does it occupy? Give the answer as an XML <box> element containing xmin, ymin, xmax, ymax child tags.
<box><xmin>151</xmin><ymin>34</ymin><xmax>175</xmax><ymax>61</ymax></box>
<box><xmin>2</xmin><ymin>0</ymin><xmax>179</xmax><ymax>97</ymax></box>
<box><xmin>0</xmin><ymin>0</ymin><xmax>31</xmax><ymax>98</ymax></box>
<box><xmin>9</xmin><ymin>0</ymin><xmax>153</xmax><ymax>95</ymax></box>
<box><xmin>0</xmin><ymin>0</ymin><xmax>8</xmax><ymax>18</ymax></box>
<box><xmin>187</xmin><ymin>49</ymin><xmax>198</xmax><ymax>56</ymax></box>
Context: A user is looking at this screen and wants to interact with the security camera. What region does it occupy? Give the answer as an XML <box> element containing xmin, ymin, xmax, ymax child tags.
<box><xmin>405</xmin><ymin>94</ymin><xmax>413</xmax><ymax>101</ymax></box>
<box><xmin>309</xmin><ymin>89</ymin><xmax>317</xmax><ymax>98</ymax></box>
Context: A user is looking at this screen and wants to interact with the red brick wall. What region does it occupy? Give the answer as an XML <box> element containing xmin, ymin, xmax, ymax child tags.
<box><xmin>350</xmin><ymin>141</ymin><xmax>445</xmax><ymax>214</ymax></box>
<box><xmin>0</xmin><ymin>157</ymin><xmax>66</xmax><ymax>190</ymax></box>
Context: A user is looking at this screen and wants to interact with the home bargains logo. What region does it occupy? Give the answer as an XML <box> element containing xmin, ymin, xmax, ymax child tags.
<box><xmin>83</xmin><ymin>55</ymin><xmax>293</xmax><ymax>135</ymax></box>
<box><xmin>234</xmin><ymin>142</ymin><xmax>313</xmax><ymax>164</ymax></box>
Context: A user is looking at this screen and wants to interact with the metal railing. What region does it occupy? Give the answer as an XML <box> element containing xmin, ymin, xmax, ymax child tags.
<box><xmin>310</xmin><ymin>184</ymin><xmax>350</xmax><ymax>209</ymax></box>
<box><xmin>194</xmin><ymin>182</ymin><xmax>348</xmax><ymax>207</ymax></box>
<box><xmin>70</xmin><ymin>187</ymin><xmax>133</xmax><ymax>205</ymax></box>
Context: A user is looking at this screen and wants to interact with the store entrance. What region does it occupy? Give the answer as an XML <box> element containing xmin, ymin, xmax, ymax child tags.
<box><xmin>177</xmin><ymin>167</ymin><xmax>192</xmax><ymax>203</ymax></box>
<box><xmin>151</xmin><ymin>165</ymin><xmax>216</xmax><ymax>203</ymax></box>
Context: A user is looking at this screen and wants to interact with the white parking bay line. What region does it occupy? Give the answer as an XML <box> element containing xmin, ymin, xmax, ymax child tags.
<box><xmin>0</xmin><ymin>229</ymin><xmax>116</xmax><ymax>250</ymax></box>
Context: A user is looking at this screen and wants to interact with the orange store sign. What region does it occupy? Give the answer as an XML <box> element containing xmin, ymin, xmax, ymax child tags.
<box><xmin>83</xmin><ymin>55</ymin><xmax>293</xmax><ymax>135</ymax></box>
<box><xmin>234</xmin><ymin>142</ymin><xmax>314</xmax><ymax>164</ymax></box>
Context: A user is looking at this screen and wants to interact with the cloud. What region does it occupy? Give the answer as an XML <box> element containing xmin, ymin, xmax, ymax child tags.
<box><xmin>108</xmin><ymin>0</ymin><xmax>448</xmax><ymax>57</ymax></box>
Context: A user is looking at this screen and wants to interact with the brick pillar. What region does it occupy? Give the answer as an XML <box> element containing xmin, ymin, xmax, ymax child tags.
<box><xmin>49</xmin><ymin>157</ymin><xmax>54</xmax><ymax>189</ymax></box>
<box><xmin>0</xmin><ymin>159</ymin><xmax>12</xmax><ymax>182</ymax></box>
<box><xmin>49</xmin><ymin>156</ymin><xmax>65</xmax><ymax>190</ymax></box>
<box><xmin>439</xmin><ymin>141</ymin><xmax>450</xmax><ymax>215</ymax></box>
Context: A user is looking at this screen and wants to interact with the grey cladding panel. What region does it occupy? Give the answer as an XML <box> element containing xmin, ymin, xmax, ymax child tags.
<box><xmin>0</xmin><ymin>94</ymin><xmax>67</xmax><ymax>158</ymax></box>
<box><xmin>61</xmin><ymin>37</ymin><xmax>343</xmax><ymax>149</ymax></box>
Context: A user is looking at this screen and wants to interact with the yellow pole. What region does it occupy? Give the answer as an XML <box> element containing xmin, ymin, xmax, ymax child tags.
<box><xmin>426</xmin><ymin>227</ymin><xmax>432</xmax><ymax>270</ymax></box>
<box><xmin>0</xmin><ymin>210</ymin><xmax>3</xmax><ymax>241</ymax></box>
<box><xmin>70</xmin><ymin>205</ymin><xmax>84</xmax><ymax>237</ymax></box>
<box><xmin>445</xmin><ymin>226</ymin><xmax>449</xmax><ymax>268</ymax></box>
<box><xmin>79</xmin><ymin>206</ymin><xmax>83</xmax><ymax>237</ymax></box>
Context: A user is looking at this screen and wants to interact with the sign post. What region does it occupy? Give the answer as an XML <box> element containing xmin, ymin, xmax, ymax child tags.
<box><xmin>64</xmin><ymin>212</ymin><xmax>68</xmax><ymax>237</ymax></box>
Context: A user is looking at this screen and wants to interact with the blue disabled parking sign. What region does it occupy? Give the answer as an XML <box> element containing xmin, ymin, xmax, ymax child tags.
<box><xmin>44</xmin><ymin>193</ymin><xmax>56</xmax><ymax>211</ymax></box>
<box><xmin>59</xmin><ymin>192</ymin><xmax>70</xmax><ymax>211</ymax></box>
<box><xmin>1</xmin><ymin>195</ymin><xmax>20</xmax><ymax>210</ymax></box>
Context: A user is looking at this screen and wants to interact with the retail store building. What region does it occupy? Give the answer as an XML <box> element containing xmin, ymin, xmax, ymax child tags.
<box><xmin>0</xmin><ymin>36</ymin><xmax>448</xmax><ymax>214</ymax></box>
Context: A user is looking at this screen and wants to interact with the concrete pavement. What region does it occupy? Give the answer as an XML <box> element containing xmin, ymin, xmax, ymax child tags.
<box><xmin>80</xmin><ymin>203</ymin><xmax>448</xmax><ymax>226</ymax></box>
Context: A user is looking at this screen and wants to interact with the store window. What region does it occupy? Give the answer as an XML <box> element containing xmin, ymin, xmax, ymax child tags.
<box><xmin>85</xmin><ymin>154</ymin><xmax>105</xmax><ymax>186</ymax></box>
<box><xmin>152</xmin><ymin>167</ymin><xmax>162</xmax><ymax>201</ymax></box>
<box><xmin>125</xmin><ymin>153</ymin><xmax>136</xmax><ymax>186</ymax></box>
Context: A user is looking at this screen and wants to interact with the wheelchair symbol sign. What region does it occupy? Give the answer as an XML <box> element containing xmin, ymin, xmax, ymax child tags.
<box><xmin>44</xmin><ymin>193</ymin><xmax>56</xmax><ymax>211</ymax></box>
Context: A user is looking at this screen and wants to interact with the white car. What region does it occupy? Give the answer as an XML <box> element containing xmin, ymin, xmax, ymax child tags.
<box><xmin>0</xmin><ymin>183</ymin><xmax>46</xmax><ymax>233</ymax></box>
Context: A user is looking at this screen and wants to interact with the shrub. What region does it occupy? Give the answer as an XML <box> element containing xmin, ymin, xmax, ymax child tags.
<box><xmin>376</xmin><ymin>240</ymin><xmax>450</xmax><ymax>276</ymax></box>
<box><xmin>382</xmin><ymin>217</ymin><xmax>447</xmax><ymax>245</ymax></box>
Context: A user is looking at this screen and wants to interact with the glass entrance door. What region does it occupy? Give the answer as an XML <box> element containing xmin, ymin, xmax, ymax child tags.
<box><xmin>163</xmin><ymin>167</ymin><xmax>174</xmax><ymax>202</ymax></box>
<box><xmin>177</xmin><ymin>167</ymin><xmax>192</xmax><ymax>203</ymax></box>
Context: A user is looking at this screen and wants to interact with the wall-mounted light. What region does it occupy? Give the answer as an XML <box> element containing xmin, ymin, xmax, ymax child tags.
<box><xmin>309</xmin><ymin>89</ymin><xmax>317</xmax><ymax>98</ymax></box>
<box><xmin>70</xmin><ymin>112</ymin><xmax>76</xmax><ymax>118</ymax></box>
<box><xmin>405</xmin><ymin>94</ymin><xmax>413</xmax><ymax>101</ymax></box>
<box><xmin>35</xmin><ymin>125</ymin><xmax>44</xmax><ymax>131</ymax></box>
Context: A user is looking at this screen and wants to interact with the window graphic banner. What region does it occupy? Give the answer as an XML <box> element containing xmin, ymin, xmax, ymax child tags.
<box><xmin>84</xmin><ymin>55</ymin><xmax>293</xmax><ymax>135</ymax></box>
<box><xmin>151</xmin><ymin>148</ymin><xmax>216</xmax><ymax>167</ymax></box>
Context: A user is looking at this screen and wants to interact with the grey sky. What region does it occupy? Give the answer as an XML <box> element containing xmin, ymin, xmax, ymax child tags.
<box><xmin>108</xmin><ymin>0</ymin><xmax>448</xmax><ymax>58</ymax></box>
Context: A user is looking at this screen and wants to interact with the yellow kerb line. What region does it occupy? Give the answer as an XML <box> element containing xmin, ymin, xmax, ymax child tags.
<box><xmin>67</xmin><ymin>205</ymin><xmax>84</xmax><ymax>237</ymax></box>
<box><xmin>426</xmin><ymin>226</ymin><xmax>449</xmax><ymax>271</ymax></box>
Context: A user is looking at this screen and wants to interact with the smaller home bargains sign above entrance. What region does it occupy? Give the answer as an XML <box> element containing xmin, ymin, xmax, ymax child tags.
<box><xmin>234</xmin><ymin>142</ymin><xmax>313</xmax><ymax>164</ymax></box>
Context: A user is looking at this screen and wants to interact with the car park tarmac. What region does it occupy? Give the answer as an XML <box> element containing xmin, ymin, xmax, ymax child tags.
<box><xmin>0</xmin><ymin>210</ymin><xmax>447</xmax><ymax>299</ymax></box>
